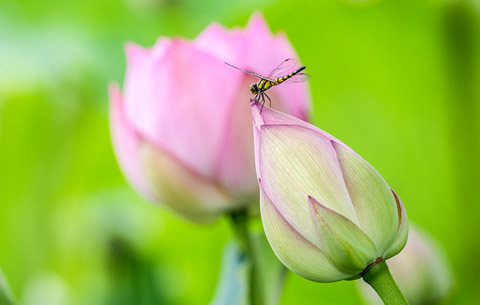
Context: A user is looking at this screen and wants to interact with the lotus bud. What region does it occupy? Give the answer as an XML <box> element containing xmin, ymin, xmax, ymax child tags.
<box><xmin>251</xmin><ymin>102</ymin><xmax>408</xmax><ymax>282</ymax></box>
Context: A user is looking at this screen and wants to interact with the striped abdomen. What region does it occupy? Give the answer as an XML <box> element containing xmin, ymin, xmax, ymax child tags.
<box><xmin>257</xmin><ymin>66</ymin><xmax>306</xmax><ymax>92</ymax></box>
<box><xmin>273</xmin><ymin>66</ymin><xmax>306</xmax><ymax>84</ymax></box>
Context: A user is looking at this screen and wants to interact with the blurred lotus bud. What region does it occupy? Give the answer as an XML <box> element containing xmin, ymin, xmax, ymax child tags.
<box><xmin>358</xmin><ymin>226</ymin><xmax>453</xmax><ymax>305</ymax></box>
<box><xmin>251</xmin><ymin>103</ymin><xmax>408</xmax><ymax>282</ymax></box>
<box><xmin>109</xmin><ymin>13</ymin><xmax>310</xmax><ymax>222</ymax></box>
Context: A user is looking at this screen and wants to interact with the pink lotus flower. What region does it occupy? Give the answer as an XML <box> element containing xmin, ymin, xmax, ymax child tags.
<box><xmin>251</xmin><ymin>102</ymin><xmax>408</xmax><ymax>282</ymax></box>
<box><xmin>109</xmin><ymin>13</ymin><xmax>311</xmax><ymax>222</ymax></box>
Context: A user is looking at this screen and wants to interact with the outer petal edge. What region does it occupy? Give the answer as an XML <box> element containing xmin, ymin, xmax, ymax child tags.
<box><xmin>109</xmin><ymin>83</ymin><xmax>156</xmax><ymax>200</ymax></box>
<box><xmin>383</xmin><ymin>189</ymin><xmax>409</xmax><ymax>259</ymax></box>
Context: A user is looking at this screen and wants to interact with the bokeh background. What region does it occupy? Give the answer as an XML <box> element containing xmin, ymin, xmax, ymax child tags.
<box><xmin>1</xmin><ymin>0</ymin><xmax>479</xmax><ymax>304</ymax></box>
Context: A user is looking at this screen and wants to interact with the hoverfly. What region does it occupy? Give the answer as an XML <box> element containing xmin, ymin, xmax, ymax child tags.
<box><xmin>225</xmin><ymin>58</ymin><xmax>310</xmax><ymax>111</ymax></box>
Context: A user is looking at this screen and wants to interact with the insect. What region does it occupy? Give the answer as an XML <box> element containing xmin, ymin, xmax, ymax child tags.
<box><xmin>225</xmin><ymin>58</ymin><xmax>310</xmax><ymax>111</ymax></box>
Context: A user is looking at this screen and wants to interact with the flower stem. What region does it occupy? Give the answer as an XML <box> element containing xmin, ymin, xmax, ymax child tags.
<box><xmin>229</xmin><ymin>210</ymin><xmax>262</xmax><ymax>305</ymax></box>
<box><xmin>362</xmin><ymin>260</ymin><xmax>409</xmax><ymax>305</ymax></box>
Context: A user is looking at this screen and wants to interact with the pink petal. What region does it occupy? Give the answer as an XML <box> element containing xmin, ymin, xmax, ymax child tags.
<box><xmin>109</xmin><ymin>83</ymin><xmax>155</xmax><ymax>199</ymax></box>
<box><xmin>194</xmin><ymin>22</ymin><xmax>246</xmax><ymax>64</ymax></box>
<box><xmin>214</xmin><ymin>79</ymin><xmax>258</xmax><ymax>194</ymax></box>
<box><xmin>138</xmin><ymin>141</ymin><xmax>234</xmax><ymax>223</ymax></box>
<box><xmin>123</xmin><ymin>39</ymin><xmax>243</xmax><ymax>179</ymax></box>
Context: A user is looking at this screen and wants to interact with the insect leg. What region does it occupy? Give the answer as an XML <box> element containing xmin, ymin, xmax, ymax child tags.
<box><xmin>251</xmin><ymin>92</ymin><xmax>258</xmax><ymax>105</ymax></box>
<box><xmin>264</xmin><ymin>93</ymin><xmax>272</xmax><ymax>108</ymax></box>
<box><xmin>260</xmin><ymin>92</ymin><xmax>265</xmax><ymax>113</ymax></box>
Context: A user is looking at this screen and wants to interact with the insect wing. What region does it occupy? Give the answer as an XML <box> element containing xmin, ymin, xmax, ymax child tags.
<box><xmin>267</xmin><ymin>58</ymin><xmax>298</xmax><ymax>78</ymax></box>
<box><xmin>224</xmin><ymin>62</ymin><xmax>274</xmax><ymax>81</ymax></box>
<box><xmin>282</xmin><ymin>72</ymin><xmax>311</xmax><ymax>84</ymax></box>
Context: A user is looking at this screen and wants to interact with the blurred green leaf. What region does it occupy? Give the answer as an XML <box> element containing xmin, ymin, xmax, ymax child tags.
<box><xmin>0</xmin><ymin>268</ymin><xmax>16</xmax><ymax>305</ymax></box>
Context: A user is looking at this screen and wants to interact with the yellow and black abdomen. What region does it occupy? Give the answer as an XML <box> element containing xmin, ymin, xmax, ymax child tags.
<box><xmin>257</xmin><ymin>66</ymin><xmax>306</xmax><ymax>92</ymax></box>
<box><xmin>274</xmin><ymin>66</ymin><xmax>306</xmax><ymax>85</ymax></box>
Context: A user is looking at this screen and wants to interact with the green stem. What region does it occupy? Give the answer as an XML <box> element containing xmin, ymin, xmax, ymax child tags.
<box><xmin>229</xmin><ymin>210</ymin><xmax>262</xmax><ymax>305</ymax></box>
<box><xmin>362</xmin><ymin>260</ymin><xmax>409</xmax><ymax>305</ymax></box>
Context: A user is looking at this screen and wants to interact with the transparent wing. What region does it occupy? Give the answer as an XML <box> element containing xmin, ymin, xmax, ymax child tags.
<box><xmin>282</xmin><ymin>72</ymin><xmax>311</xmax><ymax>84</ymax></box>
<box><xmin>224</xmin><ymin>62</ymin><xmax>275</xmax><ymax>81</ymax></box>
<box><xmin>267</xmin><ymin>58</ymin><xmax>298</xmax><ymax>78</ymax></box>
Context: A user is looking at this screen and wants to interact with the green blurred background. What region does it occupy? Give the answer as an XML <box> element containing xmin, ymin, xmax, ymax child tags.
<box><xmin>1</xmin><ymin>0</ymin><xmax>479</xmax><ymax>304</ymax></box>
